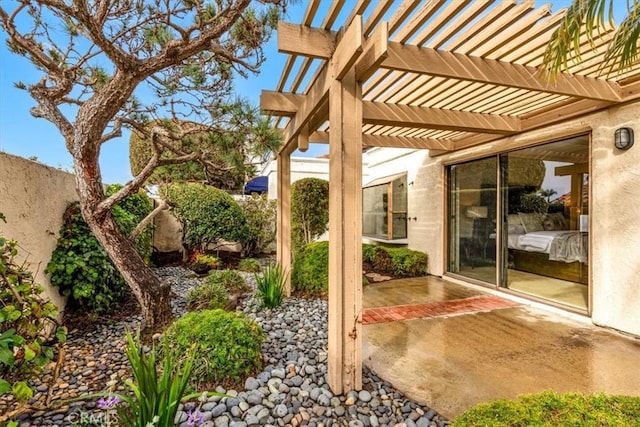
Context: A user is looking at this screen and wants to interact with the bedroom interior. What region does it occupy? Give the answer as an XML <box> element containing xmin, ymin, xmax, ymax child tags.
<box><xmin>448</xmin><ymin>135</ymin><xmax>589</xmax><ymax>311</ymax></box>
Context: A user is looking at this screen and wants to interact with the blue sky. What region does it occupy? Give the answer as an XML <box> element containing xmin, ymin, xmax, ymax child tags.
<box><xmin>0</xmin><ymin>1</ymin><xmax>626</xmax><ymax>184</ymax></box>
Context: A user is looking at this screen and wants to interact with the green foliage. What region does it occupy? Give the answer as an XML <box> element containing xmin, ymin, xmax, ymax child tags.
<box><xmin>519</xmin><ymin>192</ymin><xmax>549</xmax><ymax>214</ymax></box>
<box><xmin>291</xmin><ymin>178</ymin><xmax>329</xmax><ymax>254</ymax></box>
<box><xmin>293</xmin><ymin>242</ymin><xmax>428</xmax><ymax>294</ymax></box>
<box><xmin>106</xmin><ymin>184</ymin><xmax>154</xmax><ymax>263</ymax></box>
<box><xmin>291</xmin><ymin>241</ymin><xmax>329</xmax><ymax>295</ymax></box>
<box><xmin>238</xmin><ymin>258</ymin><xmax>261</xmax><ymax>273</ymax></box>
<box><xmin>255</xmin><ymin>264</ymin><xmax>287</xmax><ymax>308</ymax></box>
<box><xmin>0</xmin><ymin>215</ymin><xmax>67</xmax><ymax>403</ymax></box>
<box><xmin>240</xmin><ymin>194</ymin><xmax>276</xmax><ymax>257</ymax></box>
<box><xmin>165</xmin><ymin>310</ymin><xmax>265</xmax><ymax>385</ymax></box>
<box><xmin>206</xmin><ymin>269</ymin><xmax>248</xmax><ymax>293</ymax></box>
<box><xmin>453</xmin><ymin>391</ymin><xmax>640</xmax><ymax>427</ymax></box>
<box><xmin>163</xmin><ymin>183</ymin><xmax>250</xmax><ymax>252</ymax></box>
<box><xmin>109</xmin><ymin>332</ymin><xmax>213</xmax><ymax>427</ymax></box>
<box><xmin>186</xmin><ymin>281</ymin><xmax>228</xmax><ymax>311</ymax></box>
<box><xmin>364</xmin><ymin>244</ymin><xmax>428</xmax><ymax>276</ymax></box>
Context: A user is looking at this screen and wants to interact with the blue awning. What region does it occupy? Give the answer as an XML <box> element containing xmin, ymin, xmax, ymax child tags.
<box><xmin>244</xmin><ymin>176</ymin><xmax>268</xmax><ymax>194</ymax></box>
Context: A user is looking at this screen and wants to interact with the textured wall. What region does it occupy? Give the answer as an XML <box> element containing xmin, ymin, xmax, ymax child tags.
<box><xmin>0</xmin><ymin>153</ymin><xmax>77</xmax><ymax>311</ymax></box>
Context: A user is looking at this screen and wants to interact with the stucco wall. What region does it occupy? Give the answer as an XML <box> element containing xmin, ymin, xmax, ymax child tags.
<box><xmin>153</xmin><ymin>208</ymin><xmax>183</xmax><ymax>253</ymax></box>
<box><xmin>0</xmin><ymin>153</ymin><xmax>77</xmax><ymax>311</ymax></box>
<box><xmin>263</xmin><ymin>156</ymin><xmax>331</xmax><ymax>199</ymax></box>
<box><xmin>412</xmin><ymin>101</ymin><xmax>640</xmax><ymax>336</ymax></box>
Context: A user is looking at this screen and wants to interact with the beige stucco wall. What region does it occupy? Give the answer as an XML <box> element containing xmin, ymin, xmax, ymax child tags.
<box><xmin>0</xmin><ymin>152</ymin><xmax>77</xmax><ymax>311</ymax></box>
<box><xmin>410</xmin><ymin>101</ymin><xmax>640</xmax><ymax>336</ymax></box>
<box><xmin>153</xmin><ymin>208</ymin><xmax>184</xmax><ymax>253</ymax></box>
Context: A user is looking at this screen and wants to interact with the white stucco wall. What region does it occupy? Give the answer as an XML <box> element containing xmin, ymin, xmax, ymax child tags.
<box><xmin>263</xmin><ymin>156</ymin><xmax>331</xmax><ymax>199</ymax></box>
<box><xmin>0</xmin><ymin>152</ymin><xmax>77</xmax><ymax>311</ymax></box>
<box><xmin>409</xmin><ymin>101</ymin><xmax>640</xmax><ymax>336</ymax></box>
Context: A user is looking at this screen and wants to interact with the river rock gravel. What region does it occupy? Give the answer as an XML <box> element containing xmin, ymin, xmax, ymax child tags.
<box><xmin>2</xmin><ymin>267</ymin><xmax>448</xmax><ymax>427</ymax></box>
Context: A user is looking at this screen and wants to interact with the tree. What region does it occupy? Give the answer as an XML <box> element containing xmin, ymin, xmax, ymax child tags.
<box><xmin>291</xmin><ymin>178</ymin><xmax>329</xmax><ymax>255</ymax></box>
<box><xmin>0</xmin><ymin>0</ymin><xmax>288</xmax><ymax>328</ymax></box>
<box><xmin>543</xmin><ymin>0</ymin><xmax>640</xmax><ymax>78</ymax></box>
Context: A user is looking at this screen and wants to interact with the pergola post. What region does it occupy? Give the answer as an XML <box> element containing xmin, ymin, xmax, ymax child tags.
<box><xmin>327</xmin><ymin>67</ymin><xmax>363</xmax><ymax>393</ymax></box>
<box><xmin>276</xmin><ymin>152</ymin><xmax>292</xmax><ymax>295</ymax></box>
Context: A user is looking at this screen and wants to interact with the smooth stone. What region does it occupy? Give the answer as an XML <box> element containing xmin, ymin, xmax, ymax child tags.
<box><xmin>245</xmin><ymin>377</ymin><xmax>260</xmax><ymax>391</ymax></box>
<box><xmin>359</xmin><ymin>390</ymin><xmax>372</xmax><ymax>403</ymax></box>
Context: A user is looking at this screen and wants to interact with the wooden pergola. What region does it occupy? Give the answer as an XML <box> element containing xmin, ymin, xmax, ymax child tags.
<box><xmin>260</xmin><ymin>0</ymin><xmax>640</xmax><ymax>394</ymax></box>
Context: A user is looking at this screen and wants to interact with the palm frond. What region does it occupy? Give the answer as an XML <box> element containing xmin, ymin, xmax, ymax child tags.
<box><xmin>602</xmin><ymin>1</ymin><xmax>640</xmax><ymax>75</ymax></box>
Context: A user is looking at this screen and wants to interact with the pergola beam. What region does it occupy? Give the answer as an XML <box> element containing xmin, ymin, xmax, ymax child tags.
<box><xmin>363</xmin><ymin>102</ymin><xmax>520</xmax><ymax>134</ymax></box>
<box><xmin>309</xmin><ymin>130</ymin><xmax>454</xmax><ymax>150</ymax></box>
<box><xmin>277</xmin><ymin>21</ymin><xmax>336</xmax><ymax>59</ymax></box>
<box><xmin>381</xmin><ymin>42</ymin><xmax>622</xmax><ymax>102</ymax></box>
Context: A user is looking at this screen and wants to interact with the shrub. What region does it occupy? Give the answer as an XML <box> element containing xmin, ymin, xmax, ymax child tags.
<box><xmin>188</xmin><ymin>251</ymin><xmax>220</xmax><ymax>274</ymax></box>
<box><xmin>46</xmin><ymin>204</ymin><xmax>128</xmax><ymax>314</ymax></box>
<box><xmin>452</xmin><ymin>391</ymin><xmax>640</xmax><ymax>426</ymax></box>
<box><xmin>386</xmin><ymin>247</ymin><xmax>428</xmax><ymax>276</ymax></box>
<box><xmin>1</xmin><ymin>214</ymin><xmax>67</xmax><ymax>403</ymax></box>
<box><xmin>240</xmin><ymin>194</ymin><xmax>276</xmax><ymax>256</ymax></box>
<box><xmin>291</xmin><ymin>178</ymin><xmax>329</xmax><ymax>254</ymax></box>
<box><xmin>293</xmin><ymin>242</ymin><xmax>428</xmax><ymax>294</ymax></box>
<box><xmin>255</xmin><ymin>264</ymin><xmax>287</xmax><ymax>308</ymax></box>
<box><xmin>186</xmin><ymin>281</ymin><xmax>229</xmax><ymax>311</ymax></box>
<box><xmin>206</xmin><ymin>269</ymin><xmax>248</xmax><ymax>292</ymax></box>
<box><xmin>163</xmin><ymin>183</ymin><xmax>250</xmax><ymax>252</ymax></box>
<box><xmin>291</xmin><ymin>241</ymin><xmax>329</xmax><ymax>294</ymax></box>
<box><xmin>164</xmin><ymin>310</ymin><xmax>265</xmax><ymax>386</ymax></box>
<box><xmin>238</xmin><ymin>258</ymin><xmax>261</xmax><ymax>273</ymax></box>
<box><xmin>519</xmin><ymin>192</ymin><xmax>549</xmax><ymax>214</ymax></box>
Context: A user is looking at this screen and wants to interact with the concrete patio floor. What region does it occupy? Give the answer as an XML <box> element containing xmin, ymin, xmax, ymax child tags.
<box><xmin>362</xmin><ymin>276</ymin><xmax>640</xmax><ymax>420</ymax></box>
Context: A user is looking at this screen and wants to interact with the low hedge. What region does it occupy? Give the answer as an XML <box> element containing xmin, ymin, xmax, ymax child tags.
<box><xmin>452</xmin><ymin>391</ymin><xmax>640</xmax><ymax>426</ymax></box>
<box><xmin>292</xmin><ymin>242</ymin><xmax>428</xmax><ymax>294</ymax></box>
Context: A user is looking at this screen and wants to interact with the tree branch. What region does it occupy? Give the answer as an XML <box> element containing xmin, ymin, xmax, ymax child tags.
<box><xmin>130</xmin><ymin>199</ymin><xmax>167</xmax><ymax>241</ymax></box>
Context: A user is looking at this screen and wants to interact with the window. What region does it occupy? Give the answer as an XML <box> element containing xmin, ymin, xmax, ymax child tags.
<box><xmin>363</xmin><ymin>174</ymin><xmax>407</xmax><ymax>240</ymax></box>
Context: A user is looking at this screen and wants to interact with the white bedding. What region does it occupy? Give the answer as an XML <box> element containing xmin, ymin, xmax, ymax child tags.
<box><xmin>508</xmin><ymin>230</ymin><xmax>587</xmax><ymax>263</ymax></box>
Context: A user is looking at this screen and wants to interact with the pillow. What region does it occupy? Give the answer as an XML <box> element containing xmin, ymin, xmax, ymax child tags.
<box><xmin>518</xmin><ymin>213</ymin><xmax>545</xmax><ymax>233</ymax></box>
<box><xmin>507</xmin><ymin>214</ymin><xmax>525</xmax><ymax>234</ymax></box>
<box><xmin>543</xmin><ymin>212</ymin><xmax>568</xmax><ymax>231</ymax></box>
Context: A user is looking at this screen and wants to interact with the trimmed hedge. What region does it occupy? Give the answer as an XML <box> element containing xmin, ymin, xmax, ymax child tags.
<box><xmin>452</xmin><ymin>391</ymin><xmax>640</xmax><ymax>426</ymax></box>
<box><xmin>292</xmin><ymin>242</ymin><xmax>428</xmax><ymax>294</ymax></box>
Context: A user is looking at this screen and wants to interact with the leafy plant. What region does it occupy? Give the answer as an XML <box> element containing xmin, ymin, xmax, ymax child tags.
<box><xmin>0</xmin><ymin>213</ymin><xmax>67</xmax><ymax>411</ymax></box>
<box><xmin>188</xmin><ymin>251</ymin><xmax>220</xmax><ymax>274</ymax></box>
<box><xmin>186</xmin><ymin>281</ymin><xmax>229</xmax><ymax>311</ymax></box>
<box><xmin>518</xmin><ymin>192</ymin><xmax>549</xmax><ymax>214</ymax></box>
<box><xmin>163</xmin><ymin>183</ymin><xmax>250</xmax><ymax>253</ymax></box>
<box><xmin>453</xmin><ymin>391</ymin><xmax>640</xmax><ymax>426</ymax></box>
<box><xmin>385</xmin><ymin>247</ymin><xmax>428</xmax><ymax>277</ymax></box>
<box><xmin>206</xmin><ymin>269</ymin><xmax>248</xmax><ymax>293</ymax></box>
<box><xmin>46</xmin><ymin>204</ymin><xmax>129</xmax><ymax>314</ymax></box>
<box><xmin>105</xmin><ymin>332</ymin><xmax>211</xmax><ymax>427</ymax></box>
<box><xmin>164</xmin><ymin>310</ymin><xmax>265</xmax><ymax>386</ymax></box>
<box><xmin>291</xmin><ymin>241</ymin><xmax>329</xmax><ymax>294</ymax></box>
<box><xmin>255</xmin><ymin>264</ymin><xmax>287</xmax><ymax>308</ymax></box>
<box><xmin>239</xmin><ymin>194</ymin><xmax>276</xmax><ymax>256</ymax></box>
<box><xmin>291</xmin><ymin>178</ymin><xmax>329</xmax><ymax>255</ymax></box>
<box><xmin>238</xmin><ymin>258</ymin><xmax>261</xmax><ymax>273</ymax></box>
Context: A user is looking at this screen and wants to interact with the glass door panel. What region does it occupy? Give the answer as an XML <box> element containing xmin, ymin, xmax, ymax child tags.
<box><xmin>448</xmin><ymin>157</ymin><xmax>497</xmax><ymax>284</ymax></box>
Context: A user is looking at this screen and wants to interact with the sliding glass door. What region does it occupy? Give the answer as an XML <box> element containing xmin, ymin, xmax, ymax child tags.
<box><xmin>448</xmin><ymin>157</ymin><xmax>497</xmax><ymax>284</ymax></box>
<box><xmin>446</xmin><ymin>135</ymin><xmax>590</xmax><ymax>311</ymax></box>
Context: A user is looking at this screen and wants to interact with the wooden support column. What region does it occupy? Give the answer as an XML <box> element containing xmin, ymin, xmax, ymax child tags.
<box><xmin>328</xmin><ymin>67</ymin><xmax>363</xmax><ymax>393</ymax></box>
<box><xmin>276</xmin><ymin>153</ymin><xmax>292</xmax><ymax>295</ymax></box>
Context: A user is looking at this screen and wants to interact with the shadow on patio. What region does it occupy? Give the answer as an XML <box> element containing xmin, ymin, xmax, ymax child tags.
<box><xmin>362</xmin><ymin>276</ymin><xmax>640</xmax><ymax>419</ymax></box>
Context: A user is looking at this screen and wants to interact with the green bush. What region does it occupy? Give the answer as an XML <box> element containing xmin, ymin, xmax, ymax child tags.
<box><xmin>386</xmin><ymin>247</ymin><xmax>428</xmax><ymax>276</ymax></box>
<box><xmin>0</xmin><ymin>213</ymin><xmax>67</xmax><ymax>403</ymax></box>
<box><xmin>291</xmin><ymin>178</ymin><xmax>329</xmax><ymax>254</ymax></box>
<box><xmin>453</xmin><ymin>391</ymin><xmax>640</xmax><ymax>426</ymax></box>
<box><xmin>163</xmin><ymin>183</ymin><xmax>250</xmax><ymax>252</ymax></box>
<box><xmin>240</xmin><ymin>194</ymin><xmax>276</xmax><ymax>256</ymax></box>
<box><xmin>206</xmin><ymin>269</ymin><xmax>248</xmax><ymax>292</ymax></box>
<box><xmin>46</xmin><ymin>187</ymin><xmax>153</xmax><ymax>314</ymax></box>
<box><xmin>238</xmin><ymin>258</ymin><xmax>261</xmax><ymax>273</ymax></box>
<box><xmin>293</xmin><ymin>242</ymin><xmax>428</xmax><ymax>294</ymax></box>
<box><xmin>255</xmin><ymin>264</ymin><xmax>287</xmax><ymax>308</ymax></box>
<box><xmin>291</xmin><ymin>241</ymin><xmax>329</xmax><ymax>294</ymax></box>
<box><xmin>164</xmin><ymin>310</ymin><xmax>265</xmax><ymax>385</ymax></box>
<box><xmin>186</xmin><ymin>281</ymin><xmax>228</xmax><ymax>311</ymax></box>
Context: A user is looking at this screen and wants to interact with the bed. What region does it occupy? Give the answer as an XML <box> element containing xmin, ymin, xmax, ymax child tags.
<box><xmin>507</xmin><ymin>213</ymin><xmax>588</xmax><ymax>284</ymax></box>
